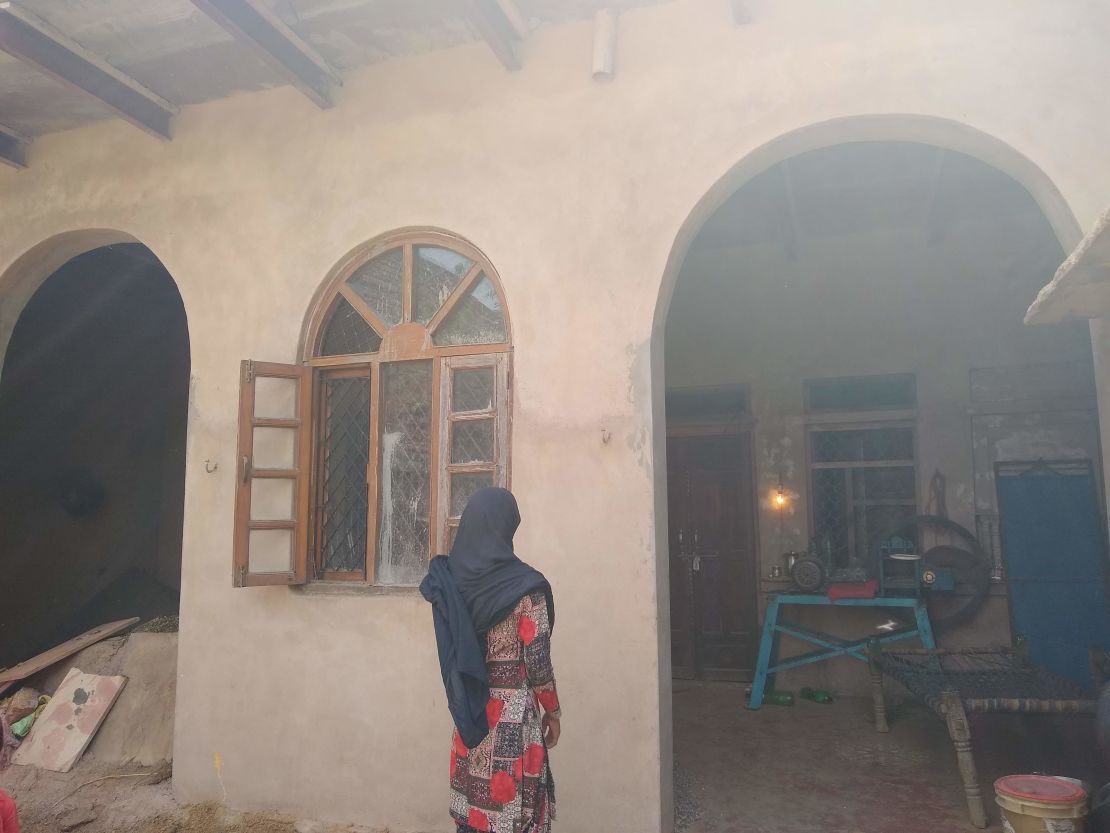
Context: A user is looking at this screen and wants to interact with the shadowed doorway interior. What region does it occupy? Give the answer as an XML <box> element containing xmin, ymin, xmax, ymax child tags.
<box><xmin>0</xmin><ymin>243</ymin><xmax>190</xmax><ymax>667</ymax></box>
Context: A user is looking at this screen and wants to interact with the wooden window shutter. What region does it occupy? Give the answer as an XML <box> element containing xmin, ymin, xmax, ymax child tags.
<box><xmin>435</xmin><ymin>353</ymin><xmax>511</xmax><ymax>554</ymax></box>
<box><xmin>233</xmin><ymin>360</ymin><xmax>312</xmax><ymax>586</ymax></box>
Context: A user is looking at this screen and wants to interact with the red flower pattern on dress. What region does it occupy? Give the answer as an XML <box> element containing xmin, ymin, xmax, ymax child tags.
<box><xmin>486</xmin><ymin>697</ymin><xmax>504</xmax><ymax>727</ymax></box>
<box><xmin>518</xmin><ymin>615</ymin><xmax>537</xmax><ymax>645</ymax></box>
<box><xmin>537</xmin><ymin>689</ymin><xmax>559</xmax><ymax>713</ymax></box>
<box><xmin>449</xmin><ymin>592</ymin><xmax>556</xmax><ymax>833</ymax></box>
<box><xmin>523</xmin><ymin>743</ymin><xmax>545</xmax><ymax>777</ymax></box>
<box><xmin>490</xmin><ymin>771</ymin><xmax>517</xmax><ymax>805</ymax></box>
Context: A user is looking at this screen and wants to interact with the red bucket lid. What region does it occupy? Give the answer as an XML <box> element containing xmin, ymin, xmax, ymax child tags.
<box><xmin>995</xmin><ymin>775</ymin><xmax>1087</xmax><ymax>804</ymax></box>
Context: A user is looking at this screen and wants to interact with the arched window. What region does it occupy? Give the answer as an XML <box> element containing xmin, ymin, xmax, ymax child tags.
<box><xmin>232</xmin><ymin>232</ymin><xmax>511</xmax><ymax>588</ymax></box>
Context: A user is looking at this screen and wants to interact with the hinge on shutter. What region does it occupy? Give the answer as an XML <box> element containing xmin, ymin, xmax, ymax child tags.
<box><xmin>244</xmin><ymin>360</ymin><xmax>255</xmax><ymax>384</ymax></box>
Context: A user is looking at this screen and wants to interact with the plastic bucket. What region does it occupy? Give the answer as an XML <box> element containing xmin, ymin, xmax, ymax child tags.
<box><xmin>996</xmin><ymin>775</ymin><xmax>1088</xmax><ymax>833</ymax></box>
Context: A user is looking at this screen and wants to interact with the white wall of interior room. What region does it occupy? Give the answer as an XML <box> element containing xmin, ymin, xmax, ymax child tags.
<box><xmin>2</xmin><ymin>2</ymin><xmax>1110</xmax><ymax>831</ymax></box>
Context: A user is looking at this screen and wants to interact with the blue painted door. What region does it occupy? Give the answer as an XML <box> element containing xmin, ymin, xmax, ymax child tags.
<box><xmin>997</xmin><ymin>461</ymin><xmax>1110</xmax><ymax>687</ymax></box>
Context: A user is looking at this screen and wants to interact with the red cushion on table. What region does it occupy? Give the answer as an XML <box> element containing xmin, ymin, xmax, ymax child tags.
<box><xmin>827</xmin><ymin>579</ymin><xmax>879</xmax><ymax>601</ymax></box>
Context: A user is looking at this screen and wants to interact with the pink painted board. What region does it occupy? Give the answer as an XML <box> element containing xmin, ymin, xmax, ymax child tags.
<box><xmin>13</xmin><ymin>667</ymin><xmax>127</xmax><ymax>772</ymax></box>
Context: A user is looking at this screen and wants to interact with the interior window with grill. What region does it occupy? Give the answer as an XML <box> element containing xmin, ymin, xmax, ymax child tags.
<box><xmin>809</xmin><ymin>426</ymin><xmax>916</xmax><ymax>569</ymax></box>
<box><xmin>231</xmin><ymin>235</ymin><xmax>511</xmax><ymax>588</ymax></box>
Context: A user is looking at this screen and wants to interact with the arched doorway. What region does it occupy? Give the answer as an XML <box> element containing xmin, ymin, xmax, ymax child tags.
<box><xmin>0</xmin><ymin>242</ymin><xmax>190</xmax><ymax>666</ymax></box>
<box><xmin>658</xmin><ymin>138</ymin><xmax>1104</xmax><ymax>830</ymax></box>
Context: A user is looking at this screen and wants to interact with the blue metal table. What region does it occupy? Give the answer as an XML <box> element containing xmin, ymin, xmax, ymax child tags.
<box><xmin>747</xmin><ymin>593</ymin><xmax>936</xmax><ymax>709</ymax></box>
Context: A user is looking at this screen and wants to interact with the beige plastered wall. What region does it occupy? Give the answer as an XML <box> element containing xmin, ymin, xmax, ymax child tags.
<box><xmin>2</xmin><ymin>1</ymin><xmax>1110</xmax><ymax>830</ymax></box>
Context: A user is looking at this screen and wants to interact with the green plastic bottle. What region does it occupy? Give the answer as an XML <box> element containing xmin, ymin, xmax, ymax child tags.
<box><xmin>800</xmin><ymin>687</ymin><xmax>834</xmax><ymax>704</ymax></box>
<box><xmin>764</xmin><ymin>691</ymin><xmax>795</xmax><ymax>706</ymax></box>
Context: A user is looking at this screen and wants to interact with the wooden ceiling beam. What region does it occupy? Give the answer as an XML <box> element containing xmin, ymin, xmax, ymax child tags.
<box><xmin>189</xmin><ymin>0</ymin><xmax>339</xmax><ymax>109</ymax></box>
<box><xmin>0</xmin><ymin>1</ymin><xmax>175</xmax><ymax>140</ymax></box>
<box><xmin>0</xmin><ymin>125</ymin><xmax>26</xmax><ymax>168</ymax></box>
<box><xmin>461</xmin><ymin>0</ymin><xmax>522</xmax><ymax>71</ymax></box>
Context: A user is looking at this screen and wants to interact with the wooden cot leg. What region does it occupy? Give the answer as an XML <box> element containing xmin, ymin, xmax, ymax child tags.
<box><xmin>867</xmin><ymin>638</ymin><xmax>889</xmax><ymax>733</ymax></box>
<box><xmin>942</xmin><ymin>689</ymin><xmax>987</xmax><ymax>829</ymax></box>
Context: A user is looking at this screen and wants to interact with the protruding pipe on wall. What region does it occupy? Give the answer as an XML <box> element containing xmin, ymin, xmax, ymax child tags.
<box><xmin>592</xmin><ymin>9</ymin><xmax>617</xmax><ymax>81</ymax></box>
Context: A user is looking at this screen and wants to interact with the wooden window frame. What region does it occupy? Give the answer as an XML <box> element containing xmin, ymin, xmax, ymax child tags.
<box><xmin>234</xmin><ymin>232</ymin><xmax>513</xmax><ymax>588</ymax></box>
<box><xmin>437</xmin><ymin>353</ymin><xmax>512</xmax><ymax>554</ymax></box>
<box><xmin>312</xmin><ymin>365</ymin><xmax>374</xmax><ymax>583</ymax></box>
<box><xmin>300</xmin><ymin>231</ymin><xmax>511</xmax><ymax>587</ymax></box>
<box><xmin>232</xmin><ymin>360</ymin><xmax>313</xmax><ymax>586</ymax></box>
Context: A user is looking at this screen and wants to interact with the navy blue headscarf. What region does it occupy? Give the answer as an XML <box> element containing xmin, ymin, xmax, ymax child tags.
<box><xmin>420</xmin><ymin>488</ymin><xmax>553</xmax><ymax>747</ymax></box>
<box><xmin>448</xmin><ymin>487</ymin><xmax>554</xmax><ymax>634</ymax></box>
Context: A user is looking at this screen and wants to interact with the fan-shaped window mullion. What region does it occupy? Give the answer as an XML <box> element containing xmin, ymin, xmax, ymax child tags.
<box><xmin>427</xmin><ymin>261</ymin><xmax>485</xmax><ymax>335</ymax></box>
<box><xmin>337</xmin><ymin>285</ymin><xmax>389</xmax><ymax>338</ymax></box>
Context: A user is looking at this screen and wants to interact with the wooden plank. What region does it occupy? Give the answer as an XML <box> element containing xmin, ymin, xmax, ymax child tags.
<box><xmin>13</xmin><ymin>668</ymin><xmax>127</xmax><ymax>772</ymax></box>
<box><xmin>0</xmin><ymin>618</ymin><xmax>139</xmax><ymax>692</ymax></box>
<box><xmin>0</xmin><ymin>2</ymin><xmax>175</xmax><ymax>139</ymax></box>
<box><xmin>189</xmin><ymin>0</ymin><xmax>339</xmax><ymax>108</ymax></box>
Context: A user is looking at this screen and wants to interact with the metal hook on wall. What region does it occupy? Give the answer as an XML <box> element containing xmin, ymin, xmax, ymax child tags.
<box><xmin>205</xmin><ymin>459</ymin><xmax>219</xmax><ymax>474</ymax></box>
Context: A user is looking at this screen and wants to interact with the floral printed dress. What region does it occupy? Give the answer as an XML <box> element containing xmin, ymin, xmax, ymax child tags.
<box><xmin>451</xmin><ymin>591</ymin><xmax>559</xmax><ymax>833</ymax></box>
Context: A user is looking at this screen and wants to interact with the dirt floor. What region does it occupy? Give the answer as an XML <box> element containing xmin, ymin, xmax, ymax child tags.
<box><xmin>0</xmin><ymin>759</ymin><xmax>385</xmax><ymax>833</ymax></box>
<box><xmin>673</xmin><ymin>681</ymin><xmax>1107</xmax><ymax>833</ymax></box>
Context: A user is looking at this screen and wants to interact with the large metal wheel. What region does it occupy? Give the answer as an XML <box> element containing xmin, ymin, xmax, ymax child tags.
<box><xmin>880</xmin><ymin>515</ymin><xmax>992</xmax><ymax>629</ymax></box>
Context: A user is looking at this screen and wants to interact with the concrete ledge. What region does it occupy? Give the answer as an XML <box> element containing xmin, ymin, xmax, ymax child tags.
<box><xmin>291</xmin><ymin>582</ymin><xmax>423</xmax><ymax>598</ymax></box>
<box><xmin>1027</xmin><ymin>206</ymin><xmax>1110</xmax><ymax>324</ymax></box>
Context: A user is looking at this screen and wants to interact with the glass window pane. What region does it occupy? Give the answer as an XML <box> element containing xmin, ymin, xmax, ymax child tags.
<box><xmin>811</xmin><ymin>468</ymin><xmax>850</xmax><ymax>566</ymax></box>
<box><xmin>451</xmin><ymin>419</ymin><xmax>495</xmax><ymax>465</ymax></box>
<box><xmin>254</xmin><ymin>377</ymin><xmax>297</xmax><ymax>419</ymax></box>
<box><xmin>248</xmin><ymin>529</ymin><xmax>293</xmax><ymax>573</ymax></box>
<box><xmin>346</xmin><ymin>248</ymin><xmax>404</xmax><ymax>328</ymax></box>
<box><xmin>413</xmin><ymin>246</ymin><xmax>473</xmax><ymax>324</ymax></box>
<box><xmin>319</xmin><ymin>375</ymin><xmax>371</xmax><ymax>574</ymax></box>
<box><xmin>812</xmin><ymin>428</ymin><xmax>913</xmax><ymax>463</ymax></box>
<box><xmin>432</xmin><ymin>274</ymin><xmax>507</xmax><ymax>346</ymax></box>
<box><xmin>377</xmin><ymin>361</ymin><xmax>433</xmax><ymax>586</ymax></box>
<box><xmin>452</xmin><ymin>367</ymin><xmax>495</xmax><ymax>413</ymax></box>
<box><xmin>253</xmin><ymin>426</ymin><xmax>295</xmax><ymax>469</ymax></box>
<box><xmin>806</xmin><ymin>374</ymin><xmax>916</xmax><ymax>412</ymax></box>
<box><xmin>319</xmin><ymin>295</ymin><xmax>382</xmax><ymax>356</ymax></box>
<box><xmin>450</xmin><ymin>471</ymin><xmax>494</xmax><ymax>517</ymax></box>
<box><xmin>250</xmin><ymin>478</ymin><xmax>294</xmax><ymax>522</ymax></box>
<box><xmin>852</xmin><ymin>466</ymin><xmax>916</xmax><ymax>500</ymax></box>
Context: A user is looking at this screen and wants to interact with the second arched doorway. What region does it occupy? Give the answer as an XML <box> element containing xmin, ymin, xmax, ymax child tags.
<box><xmin>660</xmin><ymin>139</ymin><xmax>1104</xmax><ymax>830</ymax></box>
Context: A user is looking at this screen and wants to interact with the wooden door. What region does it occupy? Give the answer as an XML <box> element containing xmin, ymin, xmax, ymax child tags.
<box><xmin>667</xmin><ymin>433</ymin><xmax>758</xmax><ymax>681</ymax></box>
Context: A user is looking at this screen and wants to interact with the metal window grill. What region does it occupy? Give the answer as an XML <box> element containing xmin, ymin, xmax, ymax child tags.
<box><xmin>811</xmin><ymin>427</ymin><xmax>916</xmax><ymax>568</ymax></box>
<box><xmin>318</xmin><ymin>375</ymin><xmax>371</xmax><ymax>573</ymax></box>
